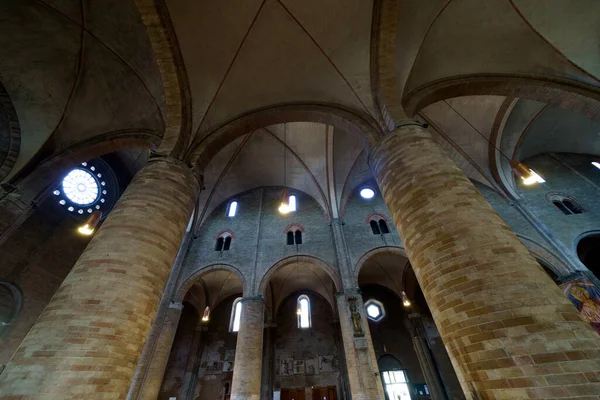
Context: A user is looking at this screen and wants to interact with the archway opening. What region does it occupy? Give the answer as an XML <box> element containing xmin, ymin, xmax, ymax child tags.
<box><xmin>577</xmin><ymin>234</ymin><xmax>600</xmax><ymax>278</ymax></box>
<box><xmin>160</xmin><ymin>268</ymin><xmax>244</xmax><ymax>399</ymax></box>
<box><xmin>260</xmin><ymin>257</ymin><xmax>344</xmax><ymax>400</ymax></box>
<box><xmin>357</xmin><ymin>248</ymin><xmax>465</xmax><ymax>400</ymax></box>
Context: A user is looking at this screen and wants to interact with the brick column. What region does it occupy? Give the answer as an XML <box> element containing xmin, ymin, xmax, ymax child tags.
<box><xmin>336</xmin><ymin>290</ymin><xmax>385</xmax><ymax>400</ymax></box>
<box><xmin>0</xmin><ymin>157</ymin><xmax>200</xmax><ymax>398</ymax></box>
<box><xmin>137</xmin><ymin>302</ymin><xmax>185</xmax><ymax>399</ymax></box>
<box><xmin>370</xmin><ymin>123</ymin><xmax>600</xmax><ymax>399</ymax></box>
<box><xmin>230</xmin><ymin>296</ymin><xmax>264</xmax><ymax>400</ymax></box>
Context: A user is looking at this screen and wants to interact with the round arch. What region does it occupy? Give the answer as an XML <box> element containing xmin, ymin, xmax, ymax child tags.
<box><xmin>354</xmin><ymin>246</ymin><xmax>408</xmax><ymax>286</ymax></box>
<box><xmin>402</xmin><ymin>74</ymin><xmax>600</xmax><ymax>120</ymax></box>
<box><xmin>176</xmin><ymin>263</ymin><xmax>248</xmax><ymax>303</ymax></box>
<box><xmin>516</xmin><ymin>235</ymin><xmax>572</xmax><ymax>279</ymax></box>
<box><xmin>575</xmin><ymin>230</ymin><xmax>600</xmax><ymax>276</ymax></box>
<box><xmin>185</xmin><ymin>102</ymin><xmax>384</xmax><ymax>170</ymax></box>
<box><xmin>258</xmin><ymin>255</ymin><xmax>342</xmax><ymax>297</ymax></box>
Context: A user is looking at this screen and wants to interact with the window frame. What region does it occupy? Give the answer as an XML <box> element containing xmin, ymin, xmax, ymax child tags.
<box><xmin>227</xmin><ymin>201</ymin><xmax>238</xmax><ymax>218</ymax></box>
<box><xmin>288</xmin><ymin>194</ymin><xmax>297</xmax><ymax>212</ymax></box>
<box><xmin>364</xmin><ymin>299</ymin><xmax>386</xmax><ymax>322</ymax></box>
<box><xmin>229</xmin><ymin>297</ymin><xmax>243</xmax><ymax>332</ymax></box>
<box><xmin>297</xmin><ymin>295</ymin><xmax>311</xmax><ymax>329</ymax></box>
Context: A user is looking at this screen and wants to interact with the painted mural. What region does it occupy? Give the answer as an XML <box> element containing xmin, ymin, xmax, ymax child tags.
<box><xmin>560</xmin><ymin>275</ymin><xmax>600</xmax><ymax>334</ymax></box>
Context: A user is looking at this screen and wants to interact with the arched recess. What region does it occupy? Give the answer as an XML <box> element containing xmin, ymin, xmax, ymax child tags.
<box><xmin>176</xmin><ymin>263</ymin><xmax>248</xmax><ymax>303</ymax></box>
<box><xmin>0</xmin><ymin>80</ymin><xmax>21</xmax><ymax>182</ymax></box>
<box><xmin>185</xmin><ymin>102</ymin><xmax>383</xmax><ymax>171</ymax></box>
<box><xmin>354</xmin><ymin>246</ymin><xmax>408</xmax><ymax>287</ymax></box>
<box><xmin>0</xmin><ymin>282</ymin><xmax>23</xmax><ymax>338</ymax></box>
<box><xmin>402</xmin><ymin>74</ymin><xmax>600</xmax><ymax>120</ymax></box>
<box><xmin>258</xmin><ymin>255</ymin><xmax>342</xmax><ymax>321</ymax></box>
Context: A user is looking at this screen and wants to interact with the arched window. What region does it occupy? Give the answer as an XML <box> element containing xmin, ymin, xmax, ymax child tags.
<box><xmin>379</xmin><ymin>220</ymin><xmax>390</xmax><ymax>234</ymax></box>
<box><xmin>215</xmin><ymin>232</ymin><xmax>233</xmax><ymax>252</ymax></box>
<box><xmin>295</xmin><ymin>230</ymin><xmax>302</xmax><ymax>245</ymax></box>
<box><xmin>227</xmin><ymin>201</ymin><xmax>238</xmax><ymax>217</ymax></box>
<box><xmin>285</xmin><ymin>225</ymin><xmax>304</xmax><ymax>246</ymax></box>
<box><xmin>288</xmin><ymin>195</ymin><xmax>297</xmax><ymax>212</ymax></box>
<box><xmin>215</xmin><ymin>237</ymin><xmax>224</xmax><ymax>251</ymax></box>
<box><xmin>230</xmin><ymin>298</ymin><xmax>242</xmax><ymax>332</ymax></box>
<box><xmin>548</xmin><ymin>194</ymin><xmax>585</xmax><ymax>215</ymax></box>
<box><xmin>297</xmin><ymin>295</ymin><xmax>311</xmax><ymax>328</ymax></box>
<box><xmin>370</xmin><ymin>220</ymin><xmax>380</xmax><ymax>235</ymax></box>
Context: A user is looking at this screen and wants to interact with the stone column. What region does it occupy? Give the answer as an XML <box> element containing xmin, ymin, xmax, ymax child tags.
<box><xmin>330</xmin><ymin>218</ymin><xmax>355</xmax><ymax>288</ymax></box>
<box><xmin>370</xmin><ymin>123</ymin><xmax>600</xmax><ymax>399</ymax></box>
<box><xmin>230</xmin><ymin>296</ymin><xmax>264</xmax><ymax>400</ymax></box>
<box><xmin>0</xmin><ymin>157</ymin><xmax>200</xmax><ymax>398</ymax></box>
<box><xmin>260</xmin><ymin>323</ymin><xmax>276</xmax><ymax>400</ymax></box>
<box><xmin>336</xmin><ymin>290</ymin><xmax>385</xmax><ymax>400</ymax></box>
<box><xmin>407</xmin><ymin>313</ymin><xmax>446</xmax><ymax>400</ymax></box>
<box><xmin>137</xmin><ymin>302</ymin><xmax>185</xmax><ymax>399</ymax></box>
<box><xmin>178</xmin><ymin>323</ymin><xmax>205</xmax><ymax>399</ymax></box>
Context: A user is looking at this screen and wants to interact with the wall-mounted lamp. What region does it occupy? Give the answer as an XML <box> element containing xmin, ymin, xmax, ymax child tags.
<box><xmin>202</xmin><ymin>306</ymin><xmax>210</xmax><ymax>322</ymax></box>
<box><xmin>77</xmin><ymin>210</ymin><xmax>102</xmax><ymax>236</ymax></box>
<box><xmin>401</xmin><ymin>291</ymin><xmax>411</xmax><ymax>308</ymax></box>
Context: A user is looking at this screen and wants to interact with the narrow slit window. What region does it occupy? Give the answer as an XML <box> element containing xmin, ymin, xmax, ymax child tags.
<box><xmin>553</xmin><ymin>201</ymin><xmax>571</xmax><ymax>215</ymax></box>
<box><xmin>370</xmin><ymin>220</ymin><xmax>380</xmax><ymax>235</ymax></box>
<box><xmin>288</xmin><ymin>195</ymin><xmax>297</xmax><ymax>212</ymax></box>
<box><xmin>223</xmin><ymin>236</ymin><xmax>232</xmax><ymax>251</ymax></box>
<box><xmin>215</xmin><ymin>237</ymin><xmax>224</xmax><ymax>251</ymax></box>
<box><xmin>227</xmin><ymin>201</ymin><xmax>238</xmax><ymax>217</ymax></box>
<box><xmin>287</xmin><ymin>231</ymin><xmax>294</xmax><ymax>245</ymax></box>
<box><xmin>295</xmin><ymin>230</ymin><xmax>302</xmax><ymax>245</ymax></box>
<box><xmin>230</xmin><ymin>298</ymin><xmax>242</xmax><ymax>332</ymax></box>
<box><xmin>379</xmin><ymin>220</ymin><xmax>390</xmax><ymax>234</ymax></box>
<box><xmin>297</xmin><ymin>295</ymin><xmax>311</xmax><ymax>328</ymax></box>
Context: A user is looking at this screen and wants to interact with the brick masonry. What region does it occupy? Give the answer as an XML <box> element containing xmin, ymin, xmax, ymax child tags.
<box><xmin>230</xmin><ymin>297</ymin><xmax>264</xmax><ymax>400</ymax></box>
<box><xmin>370</xmin><ymin>124</ymin><xmax>600</xmax><ymax>400</ymax></box>
<box><xmin>0</xmin><ymin>158</ymin><xmax>199</xmax><ymax>399</ymax></box>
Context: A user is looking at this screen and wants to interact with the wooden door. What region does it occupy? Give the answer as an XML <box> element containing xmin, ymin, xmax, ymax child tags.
<box><xmin>312</xmin><ymin>386</ymin><xmax>336</xmax><ymax>400</ymax></box>
<box><xmin>282</xmin><ymin>388</ymin><xmax>306</xmax><ymax>400</ymax></box>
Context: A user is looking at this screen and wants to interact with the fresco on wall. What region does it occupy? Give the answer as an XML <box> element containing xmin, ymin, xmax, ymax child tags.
<box><xmin>280</xmin><ymin>356</ymin><xmax>294</xmax><ymax>376</ymax></box>
<box><xmin>278</xmin><ymin>355</ymin><xmax>336</xmax><ymax>375</ymax></box>
<box><xmin>560</xmin><ymin>276</ymin><xmax>600</xmax><ymax>334</ymax></box>
<box><xmin>319</xmin><ymin>356</ymin><xmax>336</xmax><ymax>373</ymax></box>
<box><xmin>293</xmin><ymin>360</ymin><xmax>305</xmax><ymax>375</ymax></box>
<box><xmin>305</xmin><ymin>356</ymin><xmax>318</xmax><ymax>375</ymax></box>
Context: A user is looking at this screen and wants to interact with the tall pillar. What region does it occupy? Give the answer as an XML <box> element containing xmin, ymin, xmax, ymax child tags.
<box><xmin>230</xmin><ymin>296</ymin><xmax>264</xmax><ymax>400</ymax></box>
<box><xmin>370</xmin><ymin>123</ymin><xmax>600</xmax><ymax>399</ymax></box>
<box><xmin>407</xmin><ymin>313</ymin><xmax>446</xmax><ymax>400</ymax></box>
<box><xmin>336</xmin><ymin>290</ymin><xmax>385</xmax><ymax>400</ymax></box>
<box><xmin>137</xmin><ymin>302</ymin><xmax>185</xmax><ymax>399</ymax></box>
<box><xmin>178</xmin><ymin>323</ymin><xmax>205</xmax><ymax>399</ymax></box>
<box><xmin>0</xmin><ymin>157</ymin><xmax>200</xmax><ymax>398</ymax></box>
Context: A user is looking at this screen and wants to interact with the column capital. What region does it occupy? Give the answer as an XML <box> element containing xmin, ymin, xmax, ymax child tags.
<box><xmin>392</xmin><ymin>119</ymin><xmax>423</xmax><ymax>130</ymax></box>
<box><xmin>168</xmin><ymin>301</ymin><xmax>184</xmax><ymax>310</ymax></box>
<box><xmin>336</xmin><ymin>288</ymin><xmax>362</xmax><ymax>298</ymax></box>
<box><xmin>239</xmin><ymin>295</ymin><xmax>265</xmax><ymax>304</ymax></box>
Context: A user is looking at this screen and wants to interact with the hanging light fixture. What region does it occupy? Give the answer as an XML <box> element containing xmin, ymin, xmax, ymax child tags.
<box><xmin>279</xmin><ymin>125</ymin><xmax>290</xmax><ymax>214</ymax></box>
<box><xmin>401</xmin><ymin>291</ymin><xmax>411</xmax><ymax>308</ymax></box>
<box><xmin>202</xmin><ymin>306</ymin><xmax>210</xmax><ymax>322</ymax></box>
<box><xmin>77</xmin><ymin>210</ymin><xmax>102</xmax><ymax>236</ymax></box>
<box><xmin>509</xmin><ymin>160</ymin><xmax>545</xmax><ymax>185</ymax></box>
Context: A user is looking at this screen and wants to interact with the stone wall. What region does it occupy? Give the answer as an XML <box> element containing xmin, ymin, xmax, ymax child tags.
<box><xmin>274</xmin><ymin>292</ymin><xmax>341</xmax><ymax>395</ymax></box>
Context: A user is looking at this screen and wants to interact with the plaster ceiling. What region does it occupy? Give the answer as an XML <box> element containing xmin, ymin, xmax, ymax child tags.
<box><xmin>264</xmin><ymin>260</ymin><xmax>336</xmax><ymax>316</ymax></box>
<box><xmin>166</xmin><ymin>0</ymin><xmax>376</xmax><ymax>136</ymax></box>
<box><xmin>400</xmin><ymin>0</ymin><xmax>600</xmax><ymax>99</ymax></box>
<box><xmin>0</xmin><ymin>0</ymin><xmax>164</xmax><ymax>182</ymax></box>
<box><xmin>198</xmin><ymin>122</ymin><xmax>369</xmax><ymax>224</ymax></box>
<box><xmin>357</xmin><ymin>250</ymin><xmax>409</xmax><ymax>301</ymax></box>
<box><xmin>186</xmin><ymin>269</ymin><xmax>244</xmax><ymax>312</ymax></box>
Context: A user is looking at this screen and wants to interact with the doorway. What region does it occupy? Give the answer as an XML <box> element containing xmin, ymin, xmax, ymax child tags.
<box><xmin>311</xmin><ymin>386</ymin><xmax>336</xmax><ymax>400</ymax></box>
<box><xmin>281</xmin><ymin>388</ymin><xmax>306</xmax><ymax>400</ymax></box>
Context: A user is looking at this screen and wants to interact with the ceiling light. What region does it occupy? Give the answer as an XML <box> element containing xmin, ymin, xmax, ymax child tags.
<box><xmin>360</xmin><ymin>187</ymin><xmax>375</xmax><ymax>199</ymax></box>
<box><xmin>510</xmin><ymin>160</ymin><xmax>545</xmax><ymax>185</ymax></box>
<box><xmin>401</xmin><ymin>291</ymin><xmax>411</xmax><ymax>308</ymax></box>
<box><xmin>77</xmin><ymin>210</ymin><xmax>102</xmax><ymax>236</ymax></box>
<box><xmin>202</xmin><ymin>306</ymin><xmax>210</xmax><ymax>322</ymax></box>
<box><xmin>592</xmin><ymin>162</ymin><xmax>600</xmax><ymax>170</ymax></box>
<box><xmin>279</xmin><ymin>188</ymin><xmax>290</xmax><ymax>214</ymax></box>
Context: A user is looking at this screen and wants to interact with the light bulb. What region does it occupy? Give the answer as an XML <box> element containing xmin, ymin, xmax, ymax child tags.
<box><xmin>77</xmin><ymin>224</ymin><xmax>95</xmax><ymax>236</ymax></box>
<box><xmin>279</xmin><ymin>203</ymin><xmax>290</xmax><ymax>214</ymax></box>
<box><xmin>521</xmin><ymin>169</ymin><xmax>545</xmax><ymax>185</ymax></box>
<box><xmin>401</xmin><ymin>291</ymin><xmax>411</xmax><ymax>308</ymax></box>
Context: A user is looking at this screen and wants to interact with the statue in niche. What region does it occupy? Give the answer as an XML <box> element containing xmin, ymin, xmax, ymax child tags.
<box><xmin>349</xmin><ymin>299</ymin><xmax>364</xmax><ymax>337</ymax></box>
